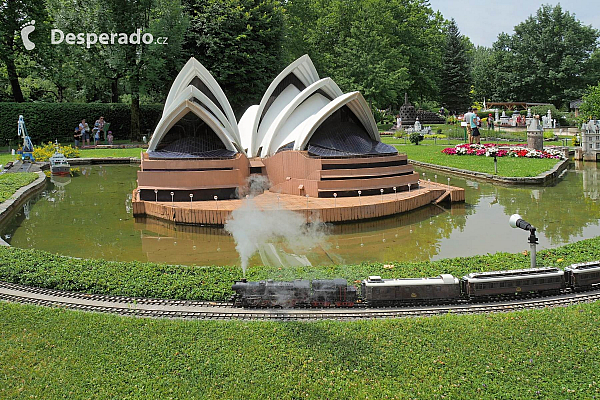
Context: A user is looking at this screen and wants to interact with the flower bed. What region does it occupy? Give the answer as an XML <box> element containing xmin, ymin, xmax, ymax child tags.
<box><xmin>441</xmin><ymin>143</ymin><xmax>566</xmax><ymax>160</ymax></box>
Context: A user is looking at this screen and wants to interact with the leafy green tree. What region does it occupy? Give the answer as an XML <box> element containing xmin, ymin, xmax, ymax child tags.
<box><xmin>0</xmin><ymin>0</ymin><xmax>50</xmax><ymax>102</ymax></box>
<box><xmin>579</xmin><ymin>82</ymin><xmax>600</xmax><ymax>120</ymax></box>
<box><xmin>491</xmin><ymin>4</ymin><xmax>599</xmax><ymax>107</ymax></box>
<box><xmin>471</xmin><ymin>46</ymin><xmax>496</xmax><ymax>102</ymax></box>
<box><xmin>440</xmin><ymin>19</ymin><xmax>471</xmax><ymax>114</ymax></box>
<box><xmin>283</xmin><ymin>0</ymin><xmax>444</xmax><ymax>109</ymax></box>
<box><xmin>182</xmin><ymin>0</ymin><xmax>285</xmax><ymax>115</ymax></box>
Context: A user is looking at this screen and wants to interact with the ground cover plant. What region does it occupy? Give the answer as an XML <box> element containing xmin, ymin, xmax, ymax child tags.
<box><xmin>0</xmin><ymin>237</ymin><xmax>598</xmax><ymax>302</ymax></box>
<box><xmin>2</xmin><ymin>298</ymin><xmax>600</xmax><ymax>399</ymax></box>
<box><xmin>386</xmin><ymin>142</ymin><xmax>560</xmax><ymax>177</ymax></box>
<box><xmin>0</xmin><ymin>172</ymin><xmax>38</xmax><ymax>203</ymax></box>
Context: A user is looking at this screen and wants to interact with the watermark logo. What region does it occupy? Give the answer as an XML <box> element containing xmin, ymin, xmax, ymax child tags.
<box><xmin>51</xmin><ymin>28</ymin><xmax>168</xmax><ymax>48</ymax></box>
<box><xmin>21</xmin><ymin>20</ymin><xmax>36</xmax><ymax>51</ymax></box>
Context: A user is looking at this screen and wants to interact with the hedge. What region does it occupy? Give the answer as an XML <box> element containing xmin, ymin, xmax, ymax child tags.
<box><xmin>0</xmin><ymin>103</ymin><xmax>163</xmax><ymax>146</ymax></box>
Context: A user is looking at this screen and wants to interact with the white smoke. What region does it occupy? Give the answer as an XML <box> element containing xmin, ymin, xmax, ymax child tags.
<box><xmin>224</xmin><ymin>197</ymin><xmax>327</xmax><ymax>276</ymax></box>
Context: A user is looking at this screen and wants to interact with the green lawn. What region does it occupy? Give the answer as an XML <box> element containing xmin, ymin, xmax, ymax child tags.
<box><xmin>78</xmin><ymin>147</ymin><xmax>144</xmax><ymax>159</ymax></box>
<box><xmin>2</xmin><ymin>297</ymin><xmax>600</xmax><ymax>399</ymax></box>
<box><xmin>0</xmin><ymin>172</ymin><xmax>38</xmax><ymax>203</ymax></box>
<box><xmin>381</xmin><ymin>140</ymin><xmax>561</xmax><ymax>177</ymax></box>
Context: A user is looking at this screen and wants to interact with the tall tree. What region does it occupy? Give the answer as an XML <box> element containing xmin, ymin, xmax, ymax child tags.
<box><xmin>471</xmin><ymin>46</ymin><xmax>496</xmax><ymax>102</ymax></box>
<box><xmin>0</xmin><ymin>0</ymin><xmax>49</xmax><ymax>102</ymax></box>
<box><xmin>440</xmin><ymin>19</ymin><xmax>471</xmax><ymax>114</ymax></box>
<box><xmin>283</xmin><ymin>0</ymin><xmax>445</xmax><ymax>109</ymax></box>
<box><xmin>182</xmin><ymin>0</ymin><xmax>285</xmax><ymax>116</ymax></box>
<box><xmin>491</xmin><ymin>4</ymin><xmax>599</xmax><ymax>107</ymax></box>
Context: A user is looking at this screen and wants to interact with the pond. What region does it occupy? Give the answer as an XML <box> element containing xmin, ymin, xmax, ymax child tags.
<box><xmin>1</xmin><ymin>162</ymin><xmax>599</xmax><ymax>268</ymax></box>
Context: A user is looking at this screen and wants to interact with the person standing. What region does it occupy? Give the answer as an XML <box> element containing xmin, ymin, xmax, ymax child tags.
<box><xmin>471</xmin><ymin>107</ymin><xmax>481</xmax><ymax>144</ymax></box>
<box><xmin>464</xmin><ymin>108</ymin><xmax>473</xmax><ymax>144</ymax></box>
<box><xmin>79</xmin><ymin>119</ymin><xmax>90</xmax><ymax>146</ymax></box>
<box><xmin>74</xmin><ymin>126</ymin><xmax>81</xmax><ymax>148</ymax></box>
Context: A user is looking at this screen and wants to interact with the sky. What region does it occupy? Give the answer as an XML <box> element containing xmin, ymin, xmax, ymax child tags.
<box><xmin>428</xmin><ymin>0</ymin><xmax>600</xmax><ymax>48</ymax></box>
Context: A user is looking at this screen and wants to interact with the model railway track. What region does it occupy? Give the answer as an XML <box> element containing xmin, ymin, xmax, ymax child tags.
<box><xmin>2</xmin><ymin>281</ymin><xmax>600</xmax><ymax>320</ymax></box>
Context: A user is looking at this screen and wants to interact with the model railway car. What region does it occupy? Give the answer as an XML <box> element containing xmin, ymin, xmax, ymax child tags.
<box><xmin>362</xmin><ymin>274</ymin><xmax>461</xmax><ymax>306</ymax></box>
<box><xmin>461</xmin><ymin>267</ymin><xmax>566</xmax><ymax>299</ymax></box>
<box><xmin>231</xmin><ymin>262</ymin><xmax>600</xmax><ymax>308</ymax></box>
<box><xmin>565</xmin><ymin>261</ymin><xmax>600</xmax><ymax>291</ymax></box>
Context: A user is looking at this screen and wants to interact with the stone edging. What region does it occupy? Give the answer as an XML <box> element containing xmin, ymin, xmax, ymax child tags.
<box><xmin>409</xmin><ymin>158</ymin><xmax>570</xmax><ymax>185</ymax></box>
<box><xmin>0</xmin><ymin>171</ymin><xmax>48</xmax><ymax>246</ymax></box>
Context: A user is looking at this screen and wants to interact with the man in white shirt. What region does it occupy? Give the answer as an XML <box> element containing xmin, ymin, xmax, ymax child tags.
<box><xmin>464</xmin><ymin>108</ymin><xmax>473</xmax><ymax>144</ymax></box>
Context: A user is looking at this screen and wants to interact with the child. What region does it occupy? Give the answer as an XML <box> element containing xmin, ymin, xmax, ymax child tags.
<box><xmin>94</xmin><ymin>128</ymin><xmax>100</xmax><ymax>145</ymax></box>
<box><xmin>107</xmin><ymin>131</ymin><xmax>114</xmax><ymax>145</ymax></box>
<box><xmin>74</xmin><ymin>126</ymin><xmax>81</xmax><ymax>148</ymax></box>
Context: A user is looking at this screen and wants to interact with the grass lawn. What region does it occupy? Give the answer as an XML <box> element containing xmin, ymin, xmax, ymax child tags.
<box><xmin>2</xmin><ymin>299</ymin><xmax>599</xmax><ymax>399</ymax></box>
<box><xmin>381</xmin><ymin>140</ymin><xmax>561</xmax><ymax>177</ymax></box>
<box><xmin>78</xmin><ymin>147</ymin><xmax>144</xmax><ymax>159</ymax></box>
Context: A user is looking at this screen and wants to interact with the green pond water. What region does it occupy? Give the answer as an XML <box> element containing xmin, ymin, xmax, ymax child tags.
<box><xmin>1</xmin><ymin>162</ymin><xmax>599</xmax><ymax>268</ymax></box>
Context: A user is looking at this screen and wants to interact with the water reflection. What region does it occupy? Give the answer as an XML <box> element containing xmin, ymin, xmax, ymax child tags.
<box><xmin>0</xmin><ymin>163</ymin><xmax>599</xmax><ymax>267</ymax></box>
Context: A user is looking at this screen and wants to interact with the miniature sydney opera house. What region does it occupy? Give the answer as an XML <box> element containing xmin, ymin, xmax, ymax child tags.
<box><xmin>137</xmin><ymin>55</ymin><xmax>420</xmax><ymax>203</ymax></box>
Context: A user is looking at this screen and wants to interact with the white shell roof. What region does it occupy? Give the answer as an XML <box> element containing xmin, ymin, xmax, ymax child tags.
<box><xmin>148</xmin><ymin>57</ymin><xmax>240</xmax><ymax>152</ymax></box>
<box><xmin>149</xmin><ymin>55</ymin><xmax>383</xmax><ymax>158</ymax></box>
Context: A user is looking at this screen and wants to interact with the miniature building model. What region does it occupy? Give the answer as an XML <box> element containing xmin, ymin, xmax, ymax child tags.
<box><xmin>581</xmin><ymin>120</ymin><xmax>600</xmax><ymax>161</ymax></box>
<box><xmin>137</xmin><ymin>55</ymin><xmax>419</xmax><ymax>201</ymax></box>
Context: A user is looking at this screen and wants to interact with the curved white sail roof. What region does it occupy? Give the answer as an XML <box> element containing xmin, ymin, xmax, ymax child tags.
<box><xmin>149</xmin><ymin>57</ymin><xmax>241</xmax><ymax>154</ymax></box>
<box><xmin>240</xmin><ymin>54</ymin><xmax>320</xmax><ymax>157</ymax></box>
<box><xmin>293</xmin><ymin>91</ymin><xmax>380</xmax><ymax>151</ymax></box>
<box><xmin>148</xmin><ymin>99</ymin><xmax>238</xmax><ymax>153</ymax></box>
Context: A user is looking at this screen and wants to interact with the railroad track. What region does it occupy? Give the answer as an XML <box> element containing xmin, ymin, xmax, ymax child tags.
<box><xmin>2</xmin><ymin>281</ymin><xmax>600</xmax><ymax>320</ymax></box>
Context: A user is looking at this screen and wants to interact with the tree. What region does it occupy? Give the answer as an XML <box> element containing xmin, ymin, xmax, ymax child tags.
<box><xmin>182</xmin><ymin>0</ymin><xmax>285</xmax><ymax>115</ymax></box>
<box><xmin>490</xmin><ymin>4</ymin><xmax>599</xmax><ymax>107</ymax></box>
<box><xmin>0</xmin><ymin>0</ymin><xmax>49</xmax><ymax>102</ymax></box>
<box><xmin>471</xmin><ymin>46</ymin><xmax>496</xmax><ymax>102</ymax></box>
<box><xmin>440</xmin><ymin>19</ymin><xmax>471</xmax><ymax>114</ymax></box>
<box><xmin>579</xmin><ymin>83</ymin><xmax>600</xmax><ymax>120</ymax></box>
<box><xmin>283</xmin><ymin>0</ymin><xmax>445</xmax><ymax>109</ymax></box>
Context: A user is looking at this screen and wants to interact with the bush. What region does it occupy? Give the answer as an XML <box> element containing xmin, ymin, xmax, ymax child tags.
<box><xmin>0</xmin><ymin>103</ymin><xmax>163</xmax><ymax>146</ymax></box>
<box><xmin>32</xmin><ymin>142</ymin><xmax>80</xmax><ymax>161</ymax></box>
<box><xmin>409</xmin><ymin>132</ymin><xmax>424</xmax><ymax>145</ymax></box>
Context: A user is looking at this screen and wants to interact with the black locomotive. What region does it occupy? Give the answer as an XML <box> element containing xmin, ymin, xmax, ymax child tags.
<box><xmin>231</xmin><ymin>278</ymin><xmax>357</xmax><ymax>307</ymax></box>
<box><xmin>231</xmin><ymin>261</ymin><xmax>600</xmax><ymax>308</ymax></box>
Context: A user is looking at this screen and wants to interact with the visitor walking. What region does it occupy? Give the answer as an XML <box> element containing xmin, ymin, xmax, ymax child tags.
<box><xmin>107</xmin><ymin>131</ymin><xmax>114</xmax><ymax>145</ymax></box>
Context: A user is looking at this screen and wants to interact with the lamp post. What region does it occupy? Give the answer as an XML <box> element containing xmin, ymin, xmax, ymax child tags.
<box><xmin>189</xmin><ymin>193</ymin><xmax>193</xmax><ymax>209</ymax></box>
<box><xmin>170</xmin><ymin>191</ymin><xmax>174</xmax><ymax>206</ymax></box>
<box><xmin>333</xmin><ymin>192</ymin><xmax>337</xmax><ymax>208</ymax></box>
<box><xmin>358</xmin><ymin>190</ymin><xmax>361</xmax><ymax>205</ymax></box>
<box><xmin>380</xmin><ymin>188</ymin><xmax>384</xmax><ymax>202</ymax></box>
<box><xmin>393</xmin><ymin>186</ymin><xmax>397</xmax><ymax>200</ymax></box>
<box><xmin>434</xmin><ymin>174</ymin><xmax>437</xmax><ymax>183</ymax></box>
<box><xmin>408</xmin><ymin>183</ymin><xmax>411</xmax><ymax>192</ymax></box>
<box><xmin>214</xmin><ymin>195</ymin><xmax>218</xmax><ymax>210</ymax></box>
<box><xmin>154</xmin><ymin>189</ymin><xmax>158</xmax><ymax>202</ymax></box>
<box><xmin>509</xmin><ymin>214</ymin><xmax>538</xmax><ymax>268</ymax></box>
<box><xmin>447</xmin><ymin>177</ymin><xmax>450</xmax><ymax>189</ymax></box>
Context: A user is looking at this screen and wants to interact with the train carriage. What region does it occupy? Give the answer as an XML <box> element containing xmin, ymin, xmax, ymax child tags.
<box><xmin>462</xmin><ymin>267</ymin><xmax>565</xmax><ymax>299</ymax></box>
<box><xmin>564</xmin><ymin>261</ymin><xmax>600</xmax><ymax>291</ymax></box>
<box><xmin>361</xmin><ymin>275</ymin><xmax>461</xmax><ymax>306</ymax></box>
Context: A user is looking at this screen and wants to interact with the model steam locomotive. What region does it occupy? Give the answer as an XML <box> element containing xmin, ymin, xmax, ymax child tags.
<box><xmin>231</xmin><ymin>261</ymin><xmax>600</xmax><ymax>308</ymax></box>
